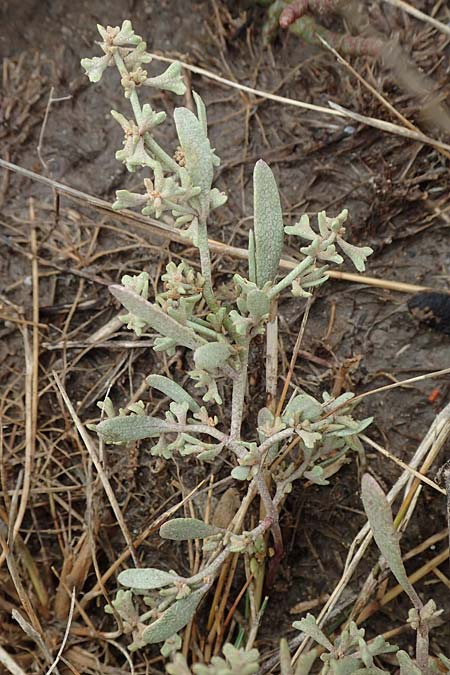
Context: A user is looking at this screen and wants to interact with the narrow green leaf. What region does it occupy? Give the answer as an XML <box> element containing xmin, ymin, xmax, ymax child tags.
<box><xmin>97</xmin><ymin>415</ymin><xmax>171</xmax><ymax>443</ymax></box>
<box><xmin>253</xmin><ymin>160</ymin><xmax>284</xmax><ymax>287</ymax></box>
<box><xmin>142</xmin><ymin>589</ymin><xmax>205</xmax><ymax>644</ymax></box>
<box><xmin>160</xmin><ymin>518</ymin><xmax>221</xmax><ymax>540</ymax></box>
<box><xmin>146</xmin><ymin>374</ymin><xmax>200</xmax><ymax>412</ymax></box>
<box><xmin>118</xmin><ymin>568</ymin><xmax>178</xmax><ymax>590</ymax></box>
<box><xmin>361</xmin><ymin>474</ymin><xmax>419</xmax><ymax>607</ymax></box>
<box><xmin>174</xmin><ymin>107</ymin><xmax>213</xmax><ymax>195</ymax></box>
<box><xmin>110</xmin><ymin>284</ymin><xmax>200</xmax><ymax>349</ymax></box>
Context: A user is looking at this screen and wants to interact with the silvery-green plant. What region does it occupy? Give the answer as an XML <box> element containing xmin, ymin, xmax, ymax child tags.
<box><xmin>291</xmin><ymin>475</ymin><xmax>446</xmax><ymax>674</ymax></box>
<box><xmin>82</xmin><ymin>19</ymin><xmax>375</xmax><ymax>659</ymax></box>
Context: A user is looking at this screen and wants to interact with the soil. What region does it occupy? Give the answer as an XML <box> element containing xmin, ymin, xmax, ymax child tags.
<box><xmin>1</xmin><ymin>0</ymin><xmax>449</xmax><ymax>673</ymax></box>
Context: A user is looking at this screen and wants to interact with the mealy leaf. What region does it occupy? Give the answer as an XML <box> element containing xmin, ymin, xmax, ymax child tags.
<box><xmin>248</xmin><ymin>229</ymin><xmax>257</xmax><ymax>284</ymax></box>
<box><xmin>96</xmin><ymin>415</ymin><xmax>172</xmax><ymax>443</ymax></box>
<box><xmin>246</xmin><ymin>289</ymin><xmax>270</xmax><ymax>320</ymax></box>
<box><xmin>142</xmin><ymin>589</ymin><xmax>205</xmax><ymax>644</ymax></box>
<box><xmin>292</xmin><ymin>614</ymin><xmax>333</xmax><ymax>651</ymax></box>
<box><xmin>192</xmin><ymin>643</ymin><xmax>260</xmax><ymax>674</ymax></box>
<box><xmin>279</xmin><ymin>638</ymin><xmax>293</xmax><ymax>675</ymax></box>
<box><xmin>174</xmin><ymin>107</ymin><xmax>214</xmax><ymax>195</ymax></box>
<box><xmin>194</xmin><ymin>341</ymin><xmax>232</xmax><ymax>371</ymax></box>
<box><xmin>231</xmin><ymin>466</ymin><xmax>251</xmax><ymax>481</ymax></box>
<box><xmin>293</xmin><ymin>648</ymin><xmax>319</xmax><ymax>675</ymax></box>
<box><xmin>253</xmin><ymin>160</ymin><xmax>284</xmax><ymax>288</ymax></box>
<box><xmin>146</xmin><ymin>374</ymin><xmax>200</xmax><ymax>412</ymax></box>
<box><xmin>118</xmin><ymin>567</ymin><xmax>178</xmax><ymax>590</ymax></box>
<box><xmin>160</xmin><ymin>518</ymin><xmax>221</xmax><ymax>540</ymax></box>
<box><xmin>110</xmin><ymin>284</ymin><xmax>200</xmax><ymax>349</ymax></box>
<box><xmin>361</xmin><ymin>474</ymin><xmax>419</xmax><ymax>607</ymax></box>
<box><xmin>145</xmin><ymin>61</ymin><xmax>186</xmax><ymax>95</ymax></box>
<box><xmin>282</xmin><ymin>394</ymin><xmax>322</xmax><ymax>425</ymax></box>
<box><xmin>396</xmin><ymin>651</ymin><xmax>421</xmax><ymax>675</ymax></box>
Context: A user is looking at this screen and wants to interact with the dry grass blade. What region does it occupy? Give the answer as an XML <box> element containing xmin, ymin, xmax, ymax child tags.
<box><xmin>382</xmin><ymin>0</ymin><xmax>450</xmax><ymax>37</ymax></box>
<box><xmin>317</xmin><ymin>34</ymin><xmax>450</xmax><ymax>161</ymax></box>
<box><xmin>0</xmin><ymin>159</ymin><xmax>443</xmax><ymax>296</ymax></box>
<box><xmin>361</xmin><ymin>434</ymin><xmax>446</xmax><ymax>496</ymax></box>
<box><xmin>5</xmin><ymin>201</ymin><xmax>39</xmax><ymax>562</ymax></box>
<box><xmin>52</xmin><ymin>372</ymin><xmax>138</xmax><ymax>566</ymax></box>
<box><xmin>148</xmin><ymin>52</ymin><xmax>450</xmax><ymax>152</ymax></box>
<box><xmin>11</xmin><ymin>609</ymin><xmax>55</xmax><ymax>673</ymax></box>
<box><xmin>44</xmin><ymin>588</ymin><xmax>76</xmax><ymax>675</ymax></box>
<box><xmin>328</xmin><ymin>101</ymin><xmax>450</xmax><ymax>151</ymax></box>
<box><xmin>0</xmin><ymin>646</ymin><xmax>27</xmax><ymax>675</ymax></box>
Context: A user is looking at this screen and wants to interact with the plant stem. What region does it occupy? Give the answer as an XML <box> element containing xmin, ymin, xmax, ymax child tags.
<box><xmin>230</xmin><ymin>341</ymin><xmax>250</xmax><ymax>439</ymax></box>
<box><xmin>265</xmin><ymin>299</ymin><xmax>279</xmax><ymax>408</ymax></box>
<box><xmin>416</xmin><ymin>623</ymin><xmax>430</xmax><ymax>675</ymax></box>
<box><xmin>258</xmin><ymin>428</ymin><xmax>296</xmax><ymax>457</ymax></box>
<box><xmin>144</xmin><ymin>133</ymin><xmax>181</xmax><ymax>174</ymax></box>
<box><xmin>269</xmin><ymin>255</ymin><xmax>313</xmax><ymax>298</ymax></box>
<box><xmin>253</xmin><ymin>469</ymin><xmax>284</xmax><ymax>584</ymax></box>
<box><xmin>196</xmin><ymin>215</ymin><xmax>219</xmax><ymax>314</ymax></box>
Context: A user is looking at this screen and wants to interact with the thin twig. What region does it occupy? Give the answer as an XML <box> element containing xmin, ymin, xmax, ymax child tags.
<box><xmin>361</xmin><ymin>435</ymin><xmax>445</xmax><ymax>495</ymax></box>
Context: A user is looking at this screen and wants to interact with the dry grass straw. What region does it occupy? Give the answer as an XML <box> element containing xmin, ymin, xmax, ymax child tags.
<box><xmin>52</xmin><ymin>372</ymin><xmax>138</xmax><ymax>567</ymax></box>
<box><xmin>147</xmin><ymin>53</ymin><xmax>450</xmax><ymax>154</ymax></box>
<box><xmin>0</xmin><ymin>158</ymin><xmax>443</xmax><ymax>297</ymax></box>
<box><xmin>382</xmin><ymin>0</ymin><xmax>450</xmax><ymax>37</ymax></box>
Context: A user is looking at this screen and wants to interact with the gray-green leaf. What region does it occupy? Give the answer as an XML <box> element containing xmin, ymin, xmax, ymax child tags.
<box><xmin>118</xmin><ymin>567</ymin><xmax>179</xmax><ymax>590</ymax></box>
<box><xmin>174</xmin><ymin>107</ymin><xmax>214</xmax><ymax>195</ymax></box>
<box><xmin>160</xmin><ymin>518</ymin><xmax>221</xmax><ymax>540</ymax></box>
<box><xmin>396</xmin><ymin>651</ymin><xmax>421</xmax><ymax>675</ymax></box>
<box><xmin>253</xmin><ymin>160</ymin><xmax>284</xmax><ymax>287</ymax></box>
<box><xmin>146</xmin><ymin>374</ymin><xmax>200</xmax><ymax>412</ymax></box>
<box><xmin>282</xmin><ymin>394</ymin><xmax>323</xmax><ymax>425</ymax></box>
<box><xmin>145</xmin><ymin>62</ymin><xmax>186</xmax><ymax>95</ymax></box>
<box><xmin>97</xmin><ymin>415</ymin><xmax>172</xmax><ymax>443</ymax></box>
<box><xmin>292</xmin><ymin>614</ymin><xmax>333</xmax><ymax>651</ymax></box>
<box><xmin>142</xmin><ymin>589</ymin><xmax>205</xmax><ymax>644</ymax></box>
<box><xmin>293</xmin><ymin>648</ymin><xmax>319</xmax><ymax>675</ymax></box>
<box><xmin>110</xmin><ymin>284</ymin><xmax>200</xmax><ymax>349</ymax></box>
<box><xmin>361</xmin><ymin>474</ymin><xmax>420</xmax><ymax>608</ymax></box>
<box><xmin>194</xmin><ymin>341</ymin><xmax>232</xmax><ymax>371</ymax></box>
